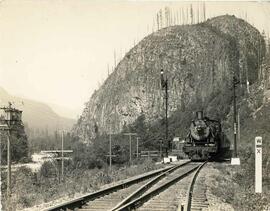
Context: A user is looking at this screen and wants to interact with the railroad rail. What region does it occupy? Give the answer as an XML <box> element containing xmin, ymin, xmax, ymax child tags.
<box><xmin>43</xmin><ymin>161</ymin><xmax>190</xmax><ymax>211</ymax></box>
<box><xmin>115</xmin><ymin>162</ymin><xmax>207</xmax><ymax>211</ymax></box>
<box><xmin>184</xmin><ymin>161</ymin><xmax>207</xmax><ymax>211</ymax></box>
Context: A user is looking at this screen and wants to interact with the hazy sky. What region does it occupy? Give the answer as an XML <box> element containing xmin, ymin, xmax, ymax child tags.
<box><xmin>0</xmin><ymin>0</ymin><xmax>269</xmax><ymax>118</ymax></box>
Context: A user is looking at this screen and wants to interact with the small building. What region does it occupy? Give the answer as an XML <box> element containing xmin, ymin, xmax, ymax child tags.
<box><xmin>171</xmin><ymin>137</ymin><xmax>187</xmax><ymax>159</ymax></box>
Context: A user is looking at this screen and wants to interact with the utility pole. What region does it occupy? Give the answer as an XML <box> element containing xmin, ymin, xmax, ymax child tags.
<box><xmin>0</xmin><ymin>133</ymin><xmax>1</xmax><ymax>211</ymax></box>
<box><xmin>0</xmin><ymin>103</ymin><xmax>23</xmax><ymax>211</ymax></box>
<box><xmin>7</xmin><ymin>131</ymin><xmax>11</xmax><ymax>210</ymax></box>
<box><xmin>161</xmin><ymin>69</ymin><xmax>169</xmax><ymax>157</ymax></box>
<box><xmin>136</xmin><ymin>137</ymin><xmax>139</xmax><ymax>158</ymax></box>
<box><xmin>107</xmin><ymin>128</ymin><xmax>116</xmax><ymax>172</ymax></box>
<box><xmin>129</xmin><ymin>134</ymin><xmax>132</xmax><ymax>164</ymax></box>
<box><xmin>238</xmin><ymin>110</ymin><xmax>241</xmax><ymax>146</ymax></box>
<box><xmin>123</xmin><ymin>133</ymin><xmax>137</xmax><ymax>165</ymax></box>
<box><xmin>233</xmin><ymin>76</ymin><xmax>238</xmax><ymax>157</ymax></box>
<box><xmin>233</xmin><ymin>76</ymin><xmax>237</xmax><ymax>158</ymax></box>
<box><xmin>159</xmin><ymin>139</ymin><xmax>163</xmax><ymax>157</ymax></box>
<box><xmin>109</xmin><ymin>129</ymin><xmax>112</xmax><ymax>170</ymax></box>
<box><xmin>231</xmin><ymin>76</ymin><xmax>240</xmax><ymax>165</ymax></box>
<box><xmin>61</xmin><ymin>131</ymin><xmax>64</xmax><ymax>182</ymax></box>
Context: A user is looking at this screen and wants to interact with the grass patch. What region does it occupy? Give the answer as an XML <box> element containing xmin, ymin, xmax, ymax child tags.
<box><xmin>211</xmin><ymin>147</ymin><xmax>270</xmax><ymax>211</ymax></box>
<box><xmin>1</xmin><ymin>159</ymin><xmax>164</xmax><ymax>210</ymax></box>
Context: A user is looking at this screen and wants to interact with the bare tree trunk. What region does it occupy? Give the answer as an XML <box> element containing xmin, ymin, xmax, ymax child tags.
<box><xmin>160</xmin><ymin>9</ymin><xmax>163</xmax><ymax>28</ymax></box>
<box><xmin>203</xmin><ymin>2</ymin><xmax>206</xmax><ymax>21</ymax></box>
<box><xmin>157</xmin><ymin>13</ymin><xmax>160</xmax><ymax>30</ymax></box>
<box><xmin>169</xmin><ymin>8</ymin><xmax>172</xmax><ymax>26</ymax></box>
<box><xmin>177</xmin><ymin>10</ymin><xmax>180</xmax><ymax>25</ymax></box>
<box><xmin>186</xmin><ymin>6</ymin><xmax>189</xmax><ymax>24</ymax></box>
<box><xmin>165</xmin><ymin>7</ymin><xmax>169</xmax><ymax>27</ymax></box>
<box><xmin>190</xmin><ymin>4</ymin><xmax>193</xmax><ymax>24</ymax></box>
<box><xmin>152</xmin><ymin>17</ymin><xmax>155</xmax><ymax>32</ymax></box>
<box><xmin>114</xmin><ymin>50</ymin><xmax>116</xmax><ymax>68</ymax></box>
<box><xmin>197</xmin><ymin>5</ymin><xmax>200</xmax><ymax>23</ymax></box>
<box><xmin>174</xmin><ymin>11</ymin><xmax>176</xmax><ymax>25</ymax></box>
<box><xmin>182</xmin><ymin>7</ymin><xmax>185</xmax><ymax>25</ymax></box>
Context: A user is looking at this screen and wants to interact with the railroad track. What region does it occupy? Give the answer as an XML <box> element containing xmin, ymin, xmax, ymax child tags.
<box><xmin>43</xmin><ymin>161</ymin><xmax>190</xmax><ymax>211</ymax></box>
<box><xmin>115</xmin><ymin>161</ymin><xmax>207</xmax><ymax>211</ymax></box>
<box><xmin>184</xmin><ymin>162</ymin><xmax>208</xmax><ymax>211</ymax></box>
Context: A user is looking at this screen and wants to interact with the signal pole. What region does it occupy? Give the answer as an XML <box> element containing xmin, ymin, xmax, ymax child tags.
<box><xmin>231</xmin><ymin>76</ymin><xmax>240</xmax><ymax>165</ymax></box>
<box><xmin>238</xmin><ymin>110</ymin><xmax>241</xmax><ymax>146</ymax></box>
<box><xmin>161</xmin><ymin>69</ymin><xmax>169</xmax><ymax>157</ymax></box>
<box><xmin>233</xmin><ymin>76</ymin><xmax>237</xmax><ymax>157</ymax></box>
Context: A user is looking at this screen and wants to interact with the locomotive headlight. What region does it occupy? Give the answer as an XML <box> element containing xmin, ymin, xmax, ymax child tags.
<box><xmin>161</xmin><ymin>69</ymin><xmax>164</xmax><ymax>75</ymax></box>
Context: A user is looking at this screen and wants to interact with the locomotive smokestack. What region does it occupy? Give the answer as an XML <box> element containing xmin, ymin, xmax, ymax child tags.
<box><xmin>196</xmin><ymin>111</ymin><xmax>203</xmax><ymax>120</ymax></box>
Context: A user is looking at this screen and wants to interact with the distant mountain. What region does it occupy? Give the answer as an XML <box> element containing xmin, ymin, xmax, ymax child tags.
<box><xmin>0</xmin><ymin>87</ymin><xmax>75</xmax><ymax>134</ymax></box>
<box><xmin>48</xmin><ymin>103</ymin><xmax>81</xmax><ymax>119</ymax></box>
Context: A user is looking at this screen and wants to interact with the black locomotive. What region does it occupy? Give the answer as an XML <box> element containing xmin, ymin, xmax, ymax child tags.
<box><xmin>183</xmin><ymin>111</ymin><xmax>230</xmax><ymax>161</ymax></box>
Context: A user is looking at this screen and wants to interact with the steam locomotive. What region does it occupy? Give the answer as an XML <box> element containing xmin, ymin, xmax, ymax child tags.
<box><xmin>183</xmin><ymin>111</ymin><xmax>230</xmax><ymax>161</ymax></box>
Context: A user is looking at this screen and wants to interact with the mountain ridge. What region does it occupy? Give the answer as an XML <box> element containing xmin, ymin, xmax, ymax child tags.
<box><xmin>74</xmin><ymin>15</ymin><xmax>264</xmax><ymax>143</ymax></box>
<box><xmin>0</xmin><ymin>87</ymin><xmax>75</xmax><ymax>134</ymax></box>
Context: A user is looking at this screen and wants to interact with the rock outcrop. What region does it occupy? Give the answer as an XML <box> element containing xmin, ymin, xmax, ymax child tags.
<box><xmin>74</xmin><ymin>15</ymin><xmax>264</xmax><ymax>143</ymax></box>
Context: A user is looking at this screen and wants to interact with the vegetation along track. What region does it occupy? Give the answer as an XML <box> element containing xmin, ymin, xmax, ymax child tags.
<box><xmin>115</xmin><ymin>161</ymin><xmax>207</xmax><ymax>211</ymax></box>
<box><xmin>43</xmin><ymin>161</ymin><xmax>191</xmax><ymax>211</ymax></box>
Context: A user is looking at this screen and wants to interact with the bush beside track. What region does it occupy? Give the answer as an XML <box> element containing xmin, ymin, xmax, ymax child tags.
<box><xmin>0</xmin><ymin>159</ymin><xmax>164</xmax><ymax>211</ymax></box>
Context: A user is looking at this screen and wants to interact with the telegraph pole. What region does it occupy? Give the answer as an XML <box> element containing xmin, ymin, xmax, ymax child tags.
<box><xmin>0</xmin><ymin>103</ymin><xmax>23</xmax><ymax>211</ymax></box>
<box><xmin>165</xmin><ymin>79</ymin><xmax>168</xmax><ymax>152</ymax></box>
<box><xmin>61</xmin><ymin>131</ymin><xmax>64</xmax><ymax>182</ymax></box>
<box><xmin>231</xmin><ymin>76</ymin><xmax>240</xmax><ymax>165</ymax></box>
<box><xmin>106</xmin><ymin>127</ymin><xmax>116</xmax><ymax>172</ymax></box>
<box><xmin>238</xmin><ymin>110</ymin><xmax>241</xmax><ymax>146</ymax></box>
<box><xmin>123</xmin><ymin>133</ymin><xmax>137</xmax><ymax>165</ymax></box>
<box><xmin>159</xmin><ymin>139</ymin><xmax>163</xmax><ymax>157</ymax></box>
<box><xmin>7</xmin><ymin>131</ymin><xmax>11</xmax><ymax>211</ymax></box>
<box><xmin>109</xmin><ymin>129</ymin><xmax>112</xmax><ymax>170</ymax></box>
<box><xmin>129</xmin><ymin>135</ymin><xmax>131</xmax><ymax>164</ymax></box>
<box><xmin>136</xmin><ymin>137</ymin><xmax>139</xmax><ymax>158</ymax></box>
<box><xmin>233</xmin><ymin>75</ymin><xmax>237</xmax><ymax>157</ymax></box>
<box><xmin>0</xmin><ymin>133</ymin><xmax>1</xmax><ymax>211</ymax></box>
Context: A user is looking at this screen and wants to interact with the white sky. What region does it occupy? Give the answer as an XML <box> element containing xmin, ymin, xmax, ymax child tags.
<box><xmin>0</xmin><ymin>0</ymin><xmax>269</xmax><ymax>118</ymax></box>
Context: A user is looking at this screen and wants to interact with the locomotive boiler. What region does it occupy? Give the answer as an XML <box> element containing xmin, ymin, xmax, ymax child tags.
<box><xmin>183</xmin><ymin>111</ymin><xmax>230</xmax><ymax>160</ymax></box>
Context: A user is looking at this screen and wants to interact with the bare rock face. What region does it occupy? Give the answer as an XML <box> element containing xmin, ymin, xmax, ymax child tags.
<box><xmin>205</xmin><ymin>15</ymin><xmax>265</xmax><ymax>85</ymax></box>
<box><xmin>74</xmin><ymin>15</ymin><xmax>263</xmax><ymax>143</ymax></box>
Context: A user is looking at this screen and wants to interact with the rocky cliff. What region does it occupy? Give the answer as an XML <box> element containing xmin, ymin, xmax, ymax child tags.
<box><xmin>74</xmin><ymin>15</ymin><xmax>264</xmax><ymax>143</ymax></box>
